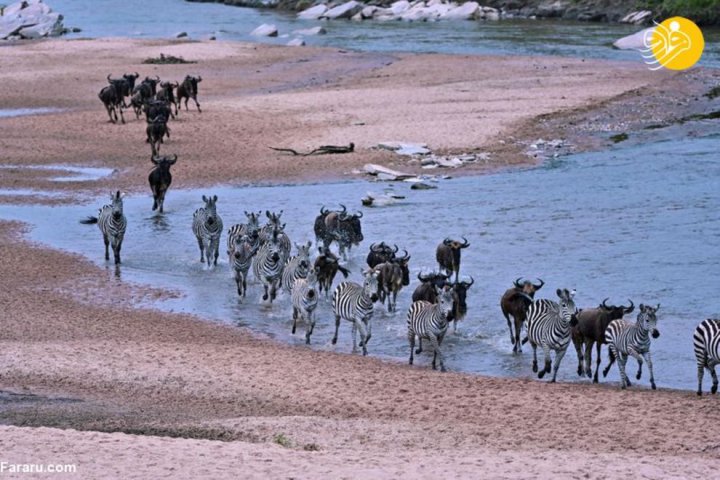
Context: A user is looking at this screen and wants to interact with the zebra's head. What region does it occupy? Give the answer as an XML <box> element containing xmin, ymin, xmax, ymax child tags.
<box><xmin>233</xmin><ymin>235</ymin><xmax>253</xmax><ymax>261</ymax></box>
<box><xmin>363</xmin><ymin>269</ymin><xmax>380</xmax><ymax>303</ymax></box>
<box><xmin>305</xmin><ymin>267</ymin><xmax>318</xmax><ymax>286</ymax></box>
<box><xmin>638</xmin><ymin>304</ymin><xmax>660</xmax><ymax>339</ymax></box>
<box><xmin>244</xmin><ymin>210</ymin><xmax>261</xmax><ymax>232</ymax></box>
<box><xmin>437</xmin><ymin>287</ymin><xmax>455</xmax><ymax>318</ymax></box>
<box><xmin>556</xmin><ymin>288</ymin><xmax>578</xmax><ymax>327</ymax></box>
<box><xmin>110</xmin><ymin>191</ymin><xmax>125</xmax><ymax>220</ymax></box>
<box><xmin>202</xmin><ymin>195</ymin><xmax>218</xmax><ymax>224</ymax></box>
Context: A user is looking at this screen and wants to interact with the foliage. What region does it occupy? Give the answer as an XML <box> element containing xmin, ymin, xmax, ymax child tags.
<box><xmin>638</xmin><ymin>0</ymin><xmax>720</xmax><ymax>25</ymax></box>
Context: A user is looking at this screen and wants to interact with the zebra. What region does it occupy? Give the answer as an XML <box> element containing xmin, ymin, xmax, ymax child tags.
<box><xmin>192</xmin><ymin>195</ymin><xmax>223</xmax><ymax>267</ymax></box>
<box><xmin>331</xmin><ymin>270</ymin><xmax>379</xmax><ymax>356</ymax></box>
<box><xmin>226</xmin><ymin>210</ymin><xmax>261</xmax><ymax>257</ymax></box>
<box><xmin>407</xmin><ymin>288</ymin><xmax>455</xmax><ymax>372</ymax></box>
<box><xmin>291</xmin><ymin>268</ymin><xmax>319</xmax><ymax>344</ymax></box>
<box><xmin>80</xmin><ymin>191</ymin><xmax>127</xmax><ymax>265</ymax></box>
<box><xmin>252</xmin><ymin>225</ymin><xmax>284</xmax><ymax>303</ymax></box>
<box><xmin>694</xmin><ymin>318</ymin><xmax>720</xmax><ymax>396</ymax></box>
<box><xmin>259</xmin><ymin>210</ymin><xmax>291</xmax><ymax>260</ymax></box>
<box><xmin>603</xmin><ymin>303</ymin><xmax>661</xmax><ymax>390</ymax></box>
<box><xmin>230</xmin><ymin>234</ymin><xmax>258</xmax><ymax>301</ymax></box>
<box><xmin>526</xmin><ymin>288</ymin><xmax>578</xmax><ymax>382</ymax></box>
<box><xmin>281</xmin><ymin>241</ymin><xmax>313</xmax><ymax>294</ymax></box>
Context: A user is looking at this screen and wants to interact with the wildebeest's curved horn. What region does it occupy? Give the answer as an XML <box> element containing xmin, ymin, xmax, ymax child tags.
<box><xmin>339</xmin><ymin>204</ymin><xmax>346</xmax><ymax>214</ymax></box>
<box><xmin>170</xmin><ymin>154</ymin><xmax>178</xmax><ymax>163</ymax></box>
<box><xmin>601</xmin><ymin>297</ymin><xmax>610</xmax><ymax>309</ymax></box>
<box><xmin>533</xmin><ymin>278</ymin><xmax>545</xmax><ymax>290</ymax></box>
<box><xmin>355</xmin><ymin>211</ymin><xmax>363</xmax><ymax>219</ymax></box>
<box><xmin>370</xmin><ymin>242</ymin><xmax>381</xmax><ymax>252</ymax></box>
<box><xmin>460</xmin><ymin>236</ymin><xmax>470</xmax><ymax>248</ymax></box>
<box><xmin>197</xmin><ymin>75</ymin><xmax>202</xmax><ymax>82</ymax></box>
<box><xmin>155</xmin><ymin>75</ymin><xmax>160</xmax><ymax>82</ymax></box>
<box><xmin>418</xmin><ymin>271</ymin><xmax>430</xmax><ymax>282</ymax></box>
<box><xmin>399</xmin><ymin>249</ymin><xmax>410</xmax><ymax>261</ymax></box>
<box><xmin>392</xmin><ymin>244</ymin><xmax>399</xmax><ymax>253</ymax></box>
<box><xmin>624</xmin><ymin>300</ymin><xmax>635</xmax><ymax>314</ymax></box>
<box><xmin>443</xmin><ymin>237</ymin><xmax>453</xmax><ymax>246</ymax></box>
<box><xmin>134</xmin><ymin>72</ymin><xmax>139</xmax><ymax>78</ymax></box>
<box><xmin>514</xmin><ymin>277</ymin><xmax>524</xmax><ymax>288</ymax></box>
<box><xmin>465</xmin><ymin>276</ymin><xmax>474</xmax><ymax>287</ymax></box>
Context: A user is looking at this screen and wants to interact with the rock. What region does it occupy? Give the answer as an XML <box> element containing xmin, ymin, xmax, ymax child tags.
<box><xmin>621</xmin><ymin>10</ymin><xmax>653</xmax><ymax>25</ymax></box>
<box><xmin>377</xmin><ymin>141</ymin><xmax>430</xmax><ymax>156</ymax></box>
<box><xmin>411</xmin><ymin>182</ymin><xmax>437</xmax><ymax>190</ymax></box>
<box><xmin>613</xmin><ymin>27</ymin><xmax>654</xmax><ymax>50</ymax></box>
<box><xmin>321</xmin><ymin>1</ymin><xmax>363</xmax><ymax>20</ymax></box>
<box><xmin>1</xmin><ymin>0</ymin><xmax>67</xmax><ymax>40</ymax></box>
<box><xmin>442</xmin><ymin>2</ymin><xmax>479</xmax><ymax>20</ymax></box>
<box><xmin>175</xmin><ymin>31</ymin><xmax>188</xmax><ymax>38</ymax></box>
<box><xmin>18</xmin><ymin>14</ymin><xmax>64</xmax><ymax>39</ymax></box>
<box><xmin>0</xmin><ymin>17</ymin><xmax>25</xmax><ymax>39</ymax></box>
<box><xmin>361</xmin><ymin>6</ymin><xmax>381</xmax><ymax>19</ymax></box>
<box><xmin>483</xmin><ymin>8</ymin><xmax>500</xmax><ymax>21</ymax></box>
<box><xmin>297</xmin><ymin>4</ymin><xmax>328</xmax><ymax>20</ymax></box>
<box><xmin>208</xmin><ymin>35</ymin><xmax>216</xmax><ymax>41</ymax></box>
<box><xmin>250</xmin><ymin>23</ymin><xmax>278</xmax><ymax>37</ymax></box>
<box><xmin>434</xmin><ymin>157</ymin><xmax>463</xmax><ymax>168</ymax></box>
<box><xmin>71</xmin><ymin>27</ymin><xmax>82</xmax><ymax>33</ymax></box>
<box><xmin>390</xmin><ymin>0</ymin><xmax>411</xmax><ymax>16</ymax></box>
<box><xmin>363</xmin><ymin>164</ymin><xmax>417</xmax><ymax>181</ymax></box>
<box><xmin>293</xmin><ymin>26</ymin><xmax>326</xmax><ymax>36</ymax></box>
<box><xmin>286</xmin><ymin>37</ymin><xmax>305</xmax><ymax>46</ymax></box>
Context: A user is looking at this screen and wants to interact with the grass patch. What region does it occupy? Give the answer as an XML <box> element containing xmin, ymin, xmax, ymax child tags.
<box><xmin>705</xmin><ymin>86</ymin><xmax>720</xmax><ymax>100</ymax></box>
<box><xmin>610</xmin><ymin>132</ymin><xmax>629</xmax><ymax>143</ymax></box>
<box><xmin>273</xmin><ymin>433</ymin><xmax>293</xmax><ymax>448</ymax></box>
<box><xmin>142</xmin><ymin>53</ymin><xmax>197</xmax><ymax>65</ymax></box>
<box><xmin>303</xmin><ymin>443</ymin><xmax>321</xmax><ymax>451</ymax></box>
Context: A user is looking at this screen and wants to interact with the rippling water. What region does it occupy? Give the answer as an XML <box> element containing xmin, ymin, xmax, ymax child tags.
<box><xmin>1</xmin><ymin>134</ymin><xmax>718</xmax><ymax>391</ymax></box>
<box><xmin>47</xmin><ymin>0</ymin><xmax>720</xmax><ymax>67</ymax></box>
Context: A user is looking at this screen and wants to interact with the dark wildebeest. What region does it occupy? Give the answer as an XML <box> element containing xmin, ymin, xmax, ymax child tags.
<box><xmin>411</xmin><ymin>271</ymin><xmax>450</xmax><ymax>304</ymax></box>
<box><xmin>314</xmin><ymin>246</ymin><xmax>350</xmax><ymax>299</ymax></box>
<box><xmin>447</xmin><ymin>276</ymin><xmax>474</xmax><ymax>333</ymax></box>
<box><xmin>366</xmin><ymin>242</ymin><xmax>398</xmax><ymax>269</ymax></box>
<box><xmin>98</xmin><ymin>85</ymin><xmax>124</xmax><ymax>124</ymax></box>
<box><xmin>436</xmin><ymin>237</ymin><xmax>469</xmax><ymax>283</ymax></box>
<box><xmin>133</xmin><ymin>75</ymin><xmax>161</xmax><ymax>99</ymax></box>
<box><xmin>374</xmin><ymin>250</ymin><xmax>411</xmax><ymax>313</ymax></box>
<box><xmin>572</xmin><ymin>298</ymin><xmax>634</xmax><ymax>383</ymax></box>
<box><xmin>156</xmin><ymin>81</ymin><xmax>179</xmax><ymax>117</ymax></box>
<box><xmin>107</xmin><ymin>72</ymin><xmax>139</xmax><ymax>107</ymax></box>
<box><xmin>177</xmin><ymin>75</ymin><xmax>202</xmax><ymax>113</ymax></box>
<box><xmin>324</xmin><ymin>206</ymin><xmax>363</xmax><ymax>261</ymax></box>
<box><xmin>148</xmin><ymin>154</ymin><xmax>177</xmax><ymax>213</ymax></box>
<box><xmin>313</xmin><ymin>205</ymin><xmax>332</xmax><ymax>246</ymax></box>
<box><xmin>500</xmin><ymin>277</ymin><xmax>545</xmax><ymax>354</ymax></box>
<box><xmin>146</xmin><ymin>115</ymin><xmax>168</xmax><ymax>155</ymax></box>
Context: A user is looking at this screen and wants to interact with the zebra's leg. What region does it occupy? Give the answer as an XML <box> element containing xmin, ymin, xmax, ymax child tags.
<box><xmin>103</xmin><ymin>233</ymin><xmax>110</xmax><ymax>261</ymax></box>
<box><xmin>602</xmin><ymin>348</ymin><xmax>616</xmax><ymax>378</ymax></box>
<box><xmin>538</xmin><ymin>344</ymin><xmax>552</xmax><ymax>379</ymax></box>
<box><xmin>262</xmin><ymin>283</ymin><xmax>269</xmax><ymax>302</ymax></box>
<box><xmin>710</xmin><ymin>365</ymin><xmax>718</xmax><ymax>394</ymax></box>
<box><xmin>365</xmin><ymin>318</ymin><xmax>372</xmax><ymax>346</ymax></box>
<box><xmin>113</xmin><ymin>237</ymin><xmax>122</xmax><ymax>265</ymax></box>
<box><xmin>415</xmin><ymin>337</ymin><xmax>423</xmax><ymax>355</ymax></box>
<box><xmin>305</xmin><ymin>311</ymin><xmax>314</xmax><ymax>345</ymax></box>
<box><xmin>642</xmin><ymin>351</ymin><xmax>656</xmax><ymax>390</ymax></box>
<box><xmin>357</xmin><ymin>321</ymin><xmax>369</xmax><ymax>356</ymax></box>
<box><xmin>408</xmin><ymin>331</ymin><xmax>415</xmax><ymax>365</ymax></box>
<box><xmin>331</xmin><ymin>315</ymin><xmax>340</xmax><ymax>345</ymax></box>
<box><xmin>197</xmin><ymin>237</ymin><xmax>205</xmax><ymax>263</ymax></box>
<box><xmin>617</xmin><ymin>353</ymin><xmax>629</xmax><ymax>389</ymax></box>
<box><xmin>697</xmin><ymin>362</ymin><xmax>705</xmax><ymax>396</ymax></box>
<box><xmin>550</xmin><ymin>348</ymin><xmax>568</xmax><ymax>383</ymax></box>
<box><xmin>531</xmin><ymin>342</ymin><xmax>538</xmax><ymax>373</ymax></box>
<box><xmin>213</xmin><ymin>242</ymin><xmax>219</xmax><ymax>266</ymax></box>
<box><xmin>270</xmin><ymin>282</ymin><xmax>277</xmax><ymax>302</ymax></box>
<box><xmin>627</xmin><ymin>347</ymin><xmax>644</xmax><ymax>381</ymax></box>
<box><xmin>593</xmin><ymin>342</ymin><xmax>602</xmax><ymax>383</ymax></box>
<box><xmin>429</xmin><ymin>335</ymin><xmax>445</xmax><ymax>372</ymax></box>
<box><xmin>292</xmin><ymin>307</ymin><xmax>298</xmax><ymax>335</ymax></box>
<box><xmin>351</xmin><ymin>321</ymin><xmax>358</xmax><ymax>353</ymax></box>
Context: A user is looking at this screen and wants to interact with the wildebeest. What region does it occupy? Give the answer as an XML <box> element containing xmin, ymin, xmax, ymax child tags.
<box><xmin>177</xmin><ymin>75</ymin><xmax>202</xmax><ymax>113</ymax></box>
<box><xmin>133</xmin><ymin>75</ymin><xmax>161</xmax><ymax>99</ymax></box>
<box><xmin>572</xmin><ymin>298</ymin><xmax>634</xmax><ymax>383</ymax></box>
<box><xmin>144</xmin><ymin>99</ymin><xmax>173</xmax><ymax>134</ymax></box>
<box><xmin>156</xmin><ymin>81</ymin><xmax>178</xmax><ymax>117</ymax></box>
<box><xmin>447</xmin><ymin>276</ymin><xmax>474</xmax><ymax>333</ymax></box>
<box><xmin>313</xmin><ymin>205</ymin><xmax>332</xmax><ymax>245</ymax></box>
<box><xmin>314</xmin><ymin>246</ymin><xmax>350</xmax><ymax>299</ymax></box>
<box><xmin>413</xmin><ymin>276</ymin><xmax>473</xmax><ymax>352</ymax></box>
<box><xmin>366</xmin><ymin>242</ymin><xmax>398</xmax><ymax>269</ymax></box>
<box><xmin>500</xmin><ymin>277</ymin><xmax>544</xmax><ymax>354</ymax></box>
<box><xmin>148</xmin><ymin>154</ymin><xmax>177</xmax><ymax>213</ymax></box>
<box><xmin>98</xmin><ymin>85</ymin><xmax>124</xmax><ymax>124</ymax></box>
<box><xmin>107</xmin><ymin>72</ymin><xmax>139</xmax><ymax>107</ymax></box>
<box><xmin>323</xmin><ymin>206</ymin><xmax>363</xmax><ymax>261</ymax></box>
<box><xmin>436</xmin><ymin>237</ymin><xmax>469</xmax><ymax>283</ymax></box>
<box><xmin>374</xmin><ymin>250</ymin><xmax>411</xmax><ymax>313</ymax></box>
<box><xmin>411</xmin><ymin>271</ymin><xmax>449</xmax><ymax>304</ymax></box>
<box><xmin>146</xmin><ymin>115</ymin><xmax>168</xmax><ymax>155</ymax></box>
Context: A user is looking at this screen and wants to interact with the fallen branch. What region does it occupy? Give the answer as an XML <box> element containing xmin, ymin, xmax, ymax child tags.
<box><xmin>269</xmin><ymin>143</ymin><xmax>355</xmax><ymax>156</ymax></box>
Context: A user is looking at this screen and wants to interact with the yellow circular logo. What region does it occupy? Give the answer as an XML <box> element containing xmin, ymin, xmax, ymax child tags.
<box><xmin>645</xmin><ymin>17</ymin><xmax>704</xmax><ymax>70</ymax></box>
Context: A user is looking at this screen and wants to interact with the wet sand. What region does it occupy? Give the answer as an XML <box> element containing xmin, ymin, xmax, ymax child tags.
<box><xmin>1</xmin><ymin>38</ymin><xmax>719</xmax><ymax>478</ymax></box>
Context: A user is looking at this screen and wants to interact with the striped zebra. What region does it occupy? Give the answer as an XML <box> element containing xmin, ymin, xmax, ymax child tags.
<box><xmin>281</xmin><ymin>241</ymin><xmax>313</xmax><ymax>293</ymax></box>
<box><xmin>291</xmin><ymin>269</ymin><xmax>319</xmax><ymax>344</ymax></box>
<box><xmin>259</xmin><ymin>211</ymin><xmax>291</xmax><ymax>259</ymax></box>
<box><xmin>226</xmin><ymin>210</ymin><xmax>261</xmax><ymax>257</ymax></box>
<box><xmin>603</xmin><ymin>303</ymin><xmax>660</xmax><ymax>390</ymax></box>
<box><xmin>192</xmin><ymin>195</ymin><xmax>223</xmax><ymax>267</ymax></box>
<box><xmin>252</xmin><ymin>226</ymin><xmax>284</xmax><ymax>303</ymax></box>
<box><xmin>694</xmin><ymin>318</ymin><xmax>720</xmax><ymax>396</ymax></box>
<box><xmin>407</xmin><ymin>288</ymin><xmax>455</xmax><ymax>372</ymax></box>
<box><xmin>230</xmin><ymin>235</ymin><xmax>258</xmax><ymax>300</ymax></box>
<box><xmin>332</xmin><ymin>270</ymin><xmax>379</xmax><ymax>356</ymax></box>
<box><xmin>80</xmin><ymin>190</ymin><xmax>127</xmax><ymax>265</ymax></box>
<box><xmin>526</xmin><ymin>288</ymin><xmax>578</xmax><ymax>382</ymax></box>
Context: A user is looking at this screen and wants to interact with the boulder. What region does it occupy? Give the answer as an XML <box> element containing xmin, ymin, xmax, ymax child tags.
<box><xmin>250</xmin><ymin>23</ymin><xmax>278</xmax><ymax>37</ymax></box>
<box><xmin>363</xmin><ymin>164</ymin><xmax>416</xmax><ymax>181</ymax></box>
<box><xmin>613</xmin><ymin>27</ymin><xmax>654</xmax><ymax>50</ymax></box>
<box><xmin>0</xmin><ymin>17</ymin><xmax>26</xmax><ymax>40</ymax></box>
<box><xmin>293</xmin><ymin>26</ymin><xmax>326</xmax><ymax>36</ymax></box>
<box><xmin>390</xmin><ymin>0</ymin><xmax>411</xmax><ymax>16</ymax></box>
<box><xmin>360</xmin><ymin>6</ymin><xmax>381</xmax><ymax>19</ymax></box>
<box><xmin>377</xmin><ymin>141</ymin><xmax>430</xmax><ymax>156</ymax></box>
<box><xmin>410</xmin><ymin>182</ymin><xmax>437</xmax><ymax>190</ymax></box>
<box><xmin>442</xmin><ymin>2</ymin><xmax>479</xmax><ymax>20</ymax></box>
<box><xmin>18</xmin><ymin>17</ymin><xmax>63</xmax><ymax>39</ymax></box>
<box><xmin>297</xmin><ymin>4</ymin><xmax>328</xmax><ymax>20</ymax></box>
<box><xmin>175</xmin><ymin>31</ymin><xmax>188</xmax><ymax>38</ymax></box>
<box><xmin>483</xmin><ymin>7</ymin><xmax>500</xmax><ymax>20</ymax></box>
<box><xmin>321</xmin><ymin>1</ymin><xmax>363</xmax><ymax>20</ymax></box>
<box><xmin>1</xmin><ymin>0</ymin><xmax>66</xmax><ymax>39</ymax></box>
<box><xmin>287</xmin><ymin>37</ymin><xmax>305</xmax><ymax>46</ymax></box>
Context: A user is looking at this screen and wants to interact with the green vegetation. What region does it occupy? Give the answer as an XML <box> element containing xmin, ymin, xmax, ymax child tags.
<box><xmin>705</xmin><ymin>85</ymin><xmax>720</xmax><ymax>99</ymax></box>
<box><xmin>610</xmin><ymin>132</ymin><xmax>629</xmax><ymax>143</ymax></box>
<box><xmin>273</xmin><ymin>433</ymin><xmax>292</xmax><ymax>448</ymax></box>
<box><xmin>142</xmin><ymin>53</ymin><xmax>196</xmax><ymax>65</ymax></box>
<box><xmin>638</xmin><ymin>0</ymin><xmax>720</xmax><ymax>25</ymax></box>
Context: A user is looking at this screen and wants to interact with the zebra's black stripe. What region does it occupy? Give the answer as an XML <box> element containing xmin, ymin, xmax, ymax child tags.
<box><xmin>331</xmin><ymin>273</ymin><xmax>378</xmax><ymax>356</ymax></box>
<box><xmin>693</xmin><ymin>318</ymin><xmax>720</xmax><ymax>396</ymax></box>
<box><xmin>407</xmin><ymin>289</ymin><xmax>455</xmax><ymax>371</ymax></box>
<box><xmin>81</xmin><ymin>191</ymin><xmax>127</xmax><ymax>265</ymax></box>
<box><xmin>192</xmin><ymin>195</ymin><xmax>223</xmax><ymax>267</ymax></box>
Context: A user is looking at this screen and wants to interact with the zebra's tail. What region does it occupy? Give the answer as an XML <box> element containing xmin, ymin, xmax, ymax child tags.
<box><xmin>337</xmin><ymin>265</ymin><xmax>351</xmax><ymax>278</ymax></box>
<box><xmin>80</xmin><ymin>216</ymin><xmax>99</xmax><ymax>225</ymax></box>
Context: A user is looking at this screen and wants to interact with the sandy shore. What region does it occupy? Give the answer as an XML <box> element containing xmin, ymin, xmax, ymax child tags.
<box><xmin>2</xmin><ymin>38</ymin><xmax>719</xmax><ymax>478</ymax></box>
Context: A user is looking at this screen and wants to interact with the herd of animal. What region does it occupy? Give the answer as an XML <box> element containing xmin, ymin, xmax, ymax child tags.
<box><xmin>85</xmin><ymin>74</ymin><xmax>720</xmax><ymax>396</ymax></box>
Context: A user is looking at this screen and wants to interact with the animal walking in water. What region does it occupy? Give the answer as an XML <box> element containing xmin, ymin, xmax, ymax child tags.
<box><xmin>148</xmin><ymin>154</ymin><xmax>177</xmax><ymax>213</ymax></box>
<box><xmin>332</xmin><ymin>270</ymin><xmax>378</xmax><ymax>356</ymax></box>
<box><xmin>407</xmin><ymin>288</ymin><xmax>455</xmax><ymax>372</ymax></box>
<box><xmin>291</xmin><ymin>269</ymin><xmax>319</xmax><ymax>344</ymax></box>
<box><xmin>693</xmin><ymin>318</ymin><xmax>720</xmax><ymax>396</ymax></box>
<box><xmin>80</xmin><ymin>191</ymin><xmax>127</xmax><ymax>265</ymax></box>
<box><xmin>192</xmin><ymin>195</ymin><xmax>223</xmax><ymax>267</ymax></box>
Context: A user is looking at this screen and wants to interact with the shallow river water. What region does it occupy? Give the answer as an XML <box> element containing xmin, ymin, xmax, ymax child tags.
<box><xmin>1</xmin><ymin>134</ymin><xmax>718</xmax><ymax>391</ymax></box>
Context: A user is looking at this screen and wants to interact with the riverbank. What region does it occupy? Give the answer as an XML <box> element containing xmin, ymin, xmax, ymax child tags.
<box><xmin>2</xmin><ymin>38</ymin><xmax>720</xmax><ymax>478</ymax></box>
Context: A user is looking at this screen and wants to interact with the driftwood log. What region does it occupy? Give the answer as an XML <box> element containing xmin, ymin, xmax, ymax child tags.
<box><xmin>269</xmin><ymin>143</ymin><xmax>355</xmax><ymax>156</ymax></box>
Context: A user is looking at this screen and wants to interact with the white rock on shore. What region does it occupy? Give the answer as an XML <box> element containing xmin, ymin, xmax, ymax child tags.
<box><xmin>613</xmin><ymin>28</ymin><xmax>654</xmax><ymax>50</ymax></box>
<box><xmin>293</xmin><ymin>26</ymin><xmax>326</xmax><ymax>36</ymax></box>
<box><xmin>298</xmin><ymin>1</ymin><xmax>502</xmax><ymax>23</ymax></box>
<box><xmin>297</xmin><ymin>4</ymin><xmax>328</xmax><ymax>20</ymax></box>
<box><xmin>286</xmin><ymin>37</ymin><xmax>305</xmax><ymax>46</ymax></box>
<box><xmin>442</xmin><ymin>1</ymin><xmax>479</xmax><ymax>20</ymax></box>
<box><xmin>1</xmin><ymin>0</ymin><xmax>66</xmax><ymax>40</ymax></box>
<box><xmin>250</xmin><ymin>23</ymin><xmax>278</xmax><ymax>37</ymax></box>
<box><xmin>321</xmin><ymin>1</ymin><xmax>363</xmax><ymax>20</ymax></box>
